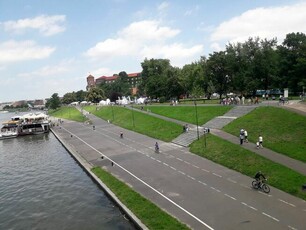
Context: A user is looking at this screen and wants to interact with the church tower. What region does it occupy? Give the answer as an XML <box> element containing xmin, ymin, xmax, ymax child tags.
<box><xmin>86</xmin><ymin>75</ymin><xmax>95</xmax><ymax>91</ymax></box>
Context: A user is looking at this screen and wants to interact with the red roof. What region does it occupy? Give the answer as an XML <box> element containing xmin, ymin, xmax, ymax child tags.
<box><xmin>128</xmin><ymin>72</ymin><xmax>140</xmax><ymax>77</ymax></box>
<box><xmin>96</xmin><ymin>72</ymin><xmax>140</xmax><ymax>81</ymax></box>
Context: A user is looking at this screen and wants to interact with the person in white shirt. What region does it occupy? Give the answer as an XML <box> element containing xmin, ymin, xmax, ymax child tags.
<box><xmin>258</xmin><ymin>135</ymin><xmax>263</xmax><ymax>148</ymax></box>
<box><xmin>244</xmin><ymin>130</ymin><xmax>248</xmax><ymax>143</ymax></box>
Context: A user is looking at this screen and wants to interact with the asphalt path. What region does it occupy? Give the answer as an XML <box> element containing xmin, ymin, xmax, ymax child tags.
<box><xmin>52</xmin><ymin>115</ymin><xmax>306</xmax><ymax>230</ymax></box>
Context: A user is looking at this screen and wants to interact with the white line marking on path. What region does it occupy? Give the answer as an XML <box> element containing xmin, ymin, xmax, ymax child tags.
<box><xmin>192</xmin><ymin>165</ymin><xmax>199</xmax><ymax>169</ymax></box>
<box><xmin>60</xmin><ymin>127</ymin><xmax>214</xmax><ymax>230</ymax></box>
<box><xmin>288</xmin><ymin>225</ymin><xmax>297</xmax><ymax>230</ymax></box>
<box><xmin>198</xmin><ymin>181</ymin><xmax>207</xmax><ymax>186</ymax></box>
<box><xmin>177</xmin><ymin>158</ymin><xmax>183</xmax><ymax>161</ymax></box>
<box><xmin>212</xmin><ymin>173</ymin><xmax>222</xmax><ymax>178</ymax></box>
<box><xmin>224</xmin><ymin>194</ymin><xmax>236</xmax><ymax>200</ymax></box>
<box><xmin>262</xmin><ymin>212</ymin><xmax>279</xmax><ymax>222</ymax></box>
<box><xmin>210</xmin><ymin>187</ymin><xmax>221</xmax><ymax>193</ymax></box>
<box><xmin>187</xmin><ymin>175</ymin><xmax>196</xmax><ymax>180</ymax></box>
<box><xmin>227</xmin><ymin>178</ymin><xmax>237</xmax><ymax>183</ymax></box>
<box><xmin>201</xmin><ymin>169</ymin><xmax>210</xmax><ymax>173</ymax></box>
<box><xmin>241</xmin><ymin>202</ymin><xmax>257</xmax><ymax>211</ymax></box>
<box><xmin>178</xmin><ymin>171</ymin><xmax>186</xmax><ymax>175</ymax></box>
<box><xmin>278</xmin><ymin>199</ymin><xmax>296</xmax><ymax>207</ymax></box>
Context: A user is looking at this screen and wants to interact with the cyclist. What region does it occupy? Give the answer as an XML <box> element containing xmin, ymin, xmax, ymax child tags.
<box><xmin>120</xmin><ymin>132</ymin><xmax>123</xmax><ymax>138</ymax></box>
<box><xmin>254</xmin><ymin>171</ymin><xmax>266</xmax><ymax>186</ymax></box>
<box><xmin>155</xmin><ymin>142</ymin><xmax>159</xmax><ymax>152</ymax></box>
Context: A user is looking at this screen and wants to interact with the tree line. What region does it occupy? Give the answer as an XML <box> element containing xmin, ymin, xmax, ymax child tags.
<box><xmin>47</xmin><ymin>32</ymin><xmax>306</xmax><ymax>109</ymax></box>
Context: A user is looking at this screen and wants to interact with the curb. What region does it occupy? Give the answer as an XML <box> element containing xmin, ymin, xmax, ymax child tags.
<box><xmin>51</xmin><ymin>128</ymin><xmax>148</xmax><ymax>230</ymax></box>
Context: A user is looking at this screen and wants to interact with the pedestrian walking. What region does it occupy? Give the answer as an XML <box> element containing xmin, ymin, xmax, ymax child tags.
<box><xmin>240</xmin><ymin>133</ymin><xmax>244</xmax><ymax>145</ymax></box>
<box><xmin>256</xmin><ymin>141</ymin><xmax>260</xmax><ymax>149</ymax></box>
<box><xmin>258</xmin><ymin>135</ymin><xmax>263</xmax><ymax>148</ymax></box>
<box><xmin>244</xmin><ymin>130</ymin><xmax>248</xmax><ymax>143</ymax></box>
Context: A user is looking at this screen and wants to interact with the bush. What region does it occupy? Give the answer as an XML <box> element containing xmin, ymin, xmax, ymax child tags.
<box><xmin>159</xmin><ymin>96</ymin><xmax>166</xmax><ymax>103</ymax></box>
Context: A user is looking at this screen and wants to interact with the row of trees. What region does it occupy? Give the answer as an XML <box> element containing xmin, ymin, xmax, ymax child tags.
<box><xmin>139</xmin><ymin>32</ymin><xmax>306</xmax><ymax>100</ymax></box>
<box><xmin>47</xmin><ymin>32</ymin><xmax>306</xmax><ymax>108</ymax></box>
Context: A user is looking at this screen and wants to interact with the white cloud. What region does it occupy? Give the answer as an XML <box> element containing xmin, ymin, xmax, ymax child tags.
<box><xmin>210</xmin><ymin>42</ymin><xmax>222</xmax><ymax>52</ymax></box>
<box><xmin>3</xmin><ymin>15</ymin><xmax>66</xmax><ymax>36</ymax></box>
<box><xmin>0</xmin><ymin>40</ymin><xmax>55</xmax><ymax>63</ymax></box>
<box><xmin>141</xmin><ymin>43</ymin><xmax>203</xmax><ymax>66</ymax></box>
<box><xmin>211</xmin><ymin>2</ymin><xmax>306</xmax><ymax>44</ymax></box>
<box><xmin>157</xmin><ymin>2</ymin><xmax>169</xmax><ymax>11</ymax></box>
<box><xmin>184</xmin><ymin>5</ymin><xmax>200</xmax><ymax>16</ymax></box>
<box><xmin>90</xmin><ymin>67</ymin><xmax>119</xmax><ymax>77</ymax></box>
<box><xmin>84</xmin><ymin>20</ymin><xmax>203</xmax><ymax>67</ymax></box>
<box><xmin>120</xmin><ymin>20</ymin><xmax>180</xmax><ymax>41</ymax></box>
<box><xmin>18</xmin><ymin>63</ymin><xmax>70</xmax><ymax>79</ymax></box>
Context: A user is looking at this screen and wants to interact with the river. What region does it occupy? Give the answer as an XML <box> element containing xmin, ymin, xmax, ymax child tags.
<box><xmin>0</xmin><ymin>112</ymin><xmax>135</xmax><ymax>230</ymax></box>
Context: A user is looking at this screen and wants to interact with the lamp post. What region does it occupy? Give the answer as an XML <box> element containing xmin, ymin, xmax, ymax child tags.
<box><xmin>225</xmin><ymin>75</ymin><xmax>230</xmax><ymax>97</ymax></box>
<box><xmin>194</xmin><ymin>99</ymin><xmax>199</xmax><ymax>140</ymax></box>
<box><xmin>111</xmin><ymin>104</ymin><xmax>114</xmax><ymax>121</ymax></box>
<box><xmin>131</xmin><ymin>105</ymin><xmax>135</xmax><ymax>128</ymax></box>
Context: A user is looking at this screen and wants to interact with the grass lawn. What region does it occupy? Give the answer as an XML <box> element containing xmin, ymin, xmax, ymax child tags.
<box><xmin>135</xmin><ymin>105</ymin><xmax>232</xmax><ymax>125</ymax></box>
<box><xmin>223</xmin><ymin>106</ymin><xmax>306</xmax><ymax>163</ymax></box>
<box><xmin>190</xmin><ymin>134</ymin><xmax>306</xmax><ymax>200</ymax></box>
<box><xmin>92</xmin><ymin>167</ymin><xmax>190</xmax><ymax>230</ymax></box>
<box><xmin>84</xmin><ymin>105</ymin><xmax>182</xmax><ymax>142</ymax></box>
<box><xmin>48</xmin><ymin>106</ymin><xmax>87</xmax><ymax>122</ymax></box>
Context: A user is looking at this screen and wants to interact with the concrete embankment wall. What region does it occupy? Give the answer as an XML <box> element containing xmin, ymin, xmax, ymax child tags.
<box><xmin>51</xmin><ymin>128</ymin><xmax>147</xmax><ymax>230</ymax></box>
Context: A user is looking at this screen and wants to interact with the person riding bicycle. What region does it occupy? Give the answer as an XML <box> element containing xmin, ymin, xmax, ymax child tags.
<box><xmin>254</xmin><ymin>171</ymin><xmax>266</xmax><ymax>186</ymax></box>
<box><xmin>155</xmin><ymin>142</ymin><xmax>159</xmax><ymax>152</ymax></box>
<box><xmin>120</xmin><ymin>132</ymin><xmax>123</xmax><ymax>138</ymax></box>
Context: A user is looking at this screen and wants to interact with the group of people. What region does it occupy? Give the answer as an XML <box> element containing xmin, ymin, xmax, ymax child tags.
<box><xmin>239</xmin><ymin>129</ymin><xmax>248</xmax><ymax>145</ymax></box>
<box><xmin>239</xmin><ymin>129</ymin><xmax>263</xmax><ymax>149</ymax></box>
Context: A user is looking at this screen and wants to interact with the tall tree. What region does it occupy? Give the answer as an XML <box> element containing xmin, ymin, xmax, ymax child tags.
<box><xmin>62</xmin><ymin>92</ymin><xmax>77</xmax><ymax>104</ymax></box>
<box><xmin>206</xmin><ymin>51</ymin><xmax>231</xmax><ymax>98</ymax></box>
<box><xmin>47</xmin><ymin>93</ymin><xmax>61</xmax><ymax>109</ymax></box>
<box><xmin>278</xmin><ymin>32</ymin><xmax>306</xmax><ymax>94</ymax></box>
<box><xmin>140</xmin><ymin>58</ymin><xmax>174</xmax><ymax>99</ymax></box>
<box><xmin>86</xmin><ymin>87</ymin><xmax>105</xmax><ymax>103</ymax></box>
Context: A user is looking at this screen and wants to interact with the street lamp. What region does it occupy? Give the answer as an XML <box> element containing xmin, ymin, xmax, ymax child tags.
<box><xmin>131</xmin><ymin>104</ymin><xmax>135</xmax><ymax>128</ymax></box>
<box><xmin>194</xmin><ymin>99</ymin><xmax>199</xmax><ymax>140</ymax></box>
<box><xmin>225</xmin><ymin>75</ymin><xmax>230</xmax><ymax>97</ymax></box>
<box><xmin>111</xmin><ymin>104</ymin><xmax>114</xmax><ymax>121</ymax></box>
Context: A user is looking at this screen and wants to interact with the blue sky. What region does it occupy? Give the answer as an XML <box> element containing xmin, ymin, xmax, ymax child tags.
<box><xmin>1</xmin><ymin>0</ymin><xmax>306</xmax><ymax>102</ymax></box>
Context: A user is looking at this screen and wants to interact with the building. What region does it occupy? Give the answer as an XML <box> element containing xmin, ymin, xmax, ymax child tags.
<box><xmin>86</xmin><ymin>72</ymin><xmax>141</xmax><ymax>95</ymax></box>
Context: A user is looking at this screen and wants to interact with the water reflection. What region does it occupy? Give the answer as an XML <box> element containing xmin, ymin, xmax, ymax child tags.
<box><xmin>0</xmin><ymin>113</ymin><xmax>135</xmax><ymax>230</ymax></box>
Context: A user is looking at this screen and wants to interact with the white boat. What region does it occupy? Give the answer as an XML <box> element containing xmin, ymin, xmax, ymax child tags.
<box><xmin>17</xmin><ymin>112</ymin><xmax>50</xmax><ymax>136</ymax></box>
<box><xmin>0</xmin><ymin>120</ymin><xmax>19</xmax><ymax>140</ymax></box>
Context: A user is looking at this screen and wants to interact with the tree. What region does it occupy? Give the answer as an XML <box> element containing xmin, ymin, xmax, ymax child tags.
<box><xmin>47</xmin><ymin>93</ymin><xmax>61</xmax><ymax>109</ymax></box>
<box><xmin>206</xmin><ymin>51</ymin><xmax>231</xmax><ymax>98</ymax></box>
<box><xmin>278</xmin><ymin>32</ymin><xmax>306</xmax><ymax>94</ymax></box>
<box><xmin>76</xmin><ymin>90</ymin><xmax>87</xmax><ymax>102</ymax></box>
<box><xmin>140</xmin><ymin>58</ymin><xmax>172</xmax><ymax>99</ymax></box>
<box><xmin>62</xmin><ymin>92</ymin><xmax>77</xmax><ymax>104</ymax></box>
<box><xmin>86</xmin><ymin>87</ymin><xmax>105</xmax><ymax>103</ymax></box>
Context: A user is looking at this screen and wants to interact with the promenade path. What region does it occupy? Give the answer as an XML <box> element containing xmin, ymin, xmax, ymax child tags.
<box><xmin>51</xmin><ymin>101</ymin><xmax>306</xmax><ymax>230</ymax></box>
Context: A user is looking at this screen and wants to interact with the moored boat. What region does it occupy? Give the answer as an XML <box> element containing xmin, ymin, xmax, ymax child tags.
<box><xmin>17</xmin><ymin>113</ymin><xmax>50</xmax><ymax>136</ymax></box>
<box><xmin>0</xmin><ymin>120</ymin><xmax>19</xmax><ymax>140</ymax></box>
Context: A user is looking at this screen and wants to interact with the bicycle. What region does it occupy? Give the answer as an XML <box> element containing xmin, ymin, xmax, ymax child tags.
<box><xmin>252</xmin><ymin>179</ymin><xmax>270</xmax><ymax>193</ymax></box>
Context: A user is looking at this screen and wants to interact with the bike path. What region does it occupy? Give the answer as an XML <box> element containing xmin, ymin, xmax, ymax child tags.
<box><xmin>51</xmin><ymin>113</ymin><xmax>306</xmax><ymax>230</ymax></box>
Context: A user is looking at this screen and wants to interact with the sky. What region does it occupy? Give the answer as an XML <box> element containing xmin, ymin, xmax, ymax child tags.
<box><xmin>1</xmin><ymin>0</ymin><xmax>306</xmax><ymax>102</ymax></box>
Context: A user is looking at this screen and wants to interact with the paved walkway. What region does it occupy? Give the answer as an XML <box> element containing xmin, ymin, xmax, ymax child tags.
<box><xmin>129</xmin><ymin>101</ymin><xmax>306</xmax><ymax>176</ymax></box>
<box><xmin>50</xmin><ymin>101</ymin><xmax>306</xmax><ymax>230</ymax></box>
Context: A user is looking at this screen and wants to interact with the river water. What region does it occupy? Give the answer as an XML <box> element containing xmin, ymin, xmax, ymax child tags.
<box><xmin>0</xmin><ymin>112</ymin><xmax>135</xmax><ymax>230</ymax></box>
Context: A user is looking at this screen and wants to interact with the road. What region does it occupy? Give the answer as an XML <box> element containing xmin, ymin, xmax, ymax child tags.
<box><xmin>52</xmin><ymin>114</ymin><xmax>306</xmax><ymax>230</ymax></box>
